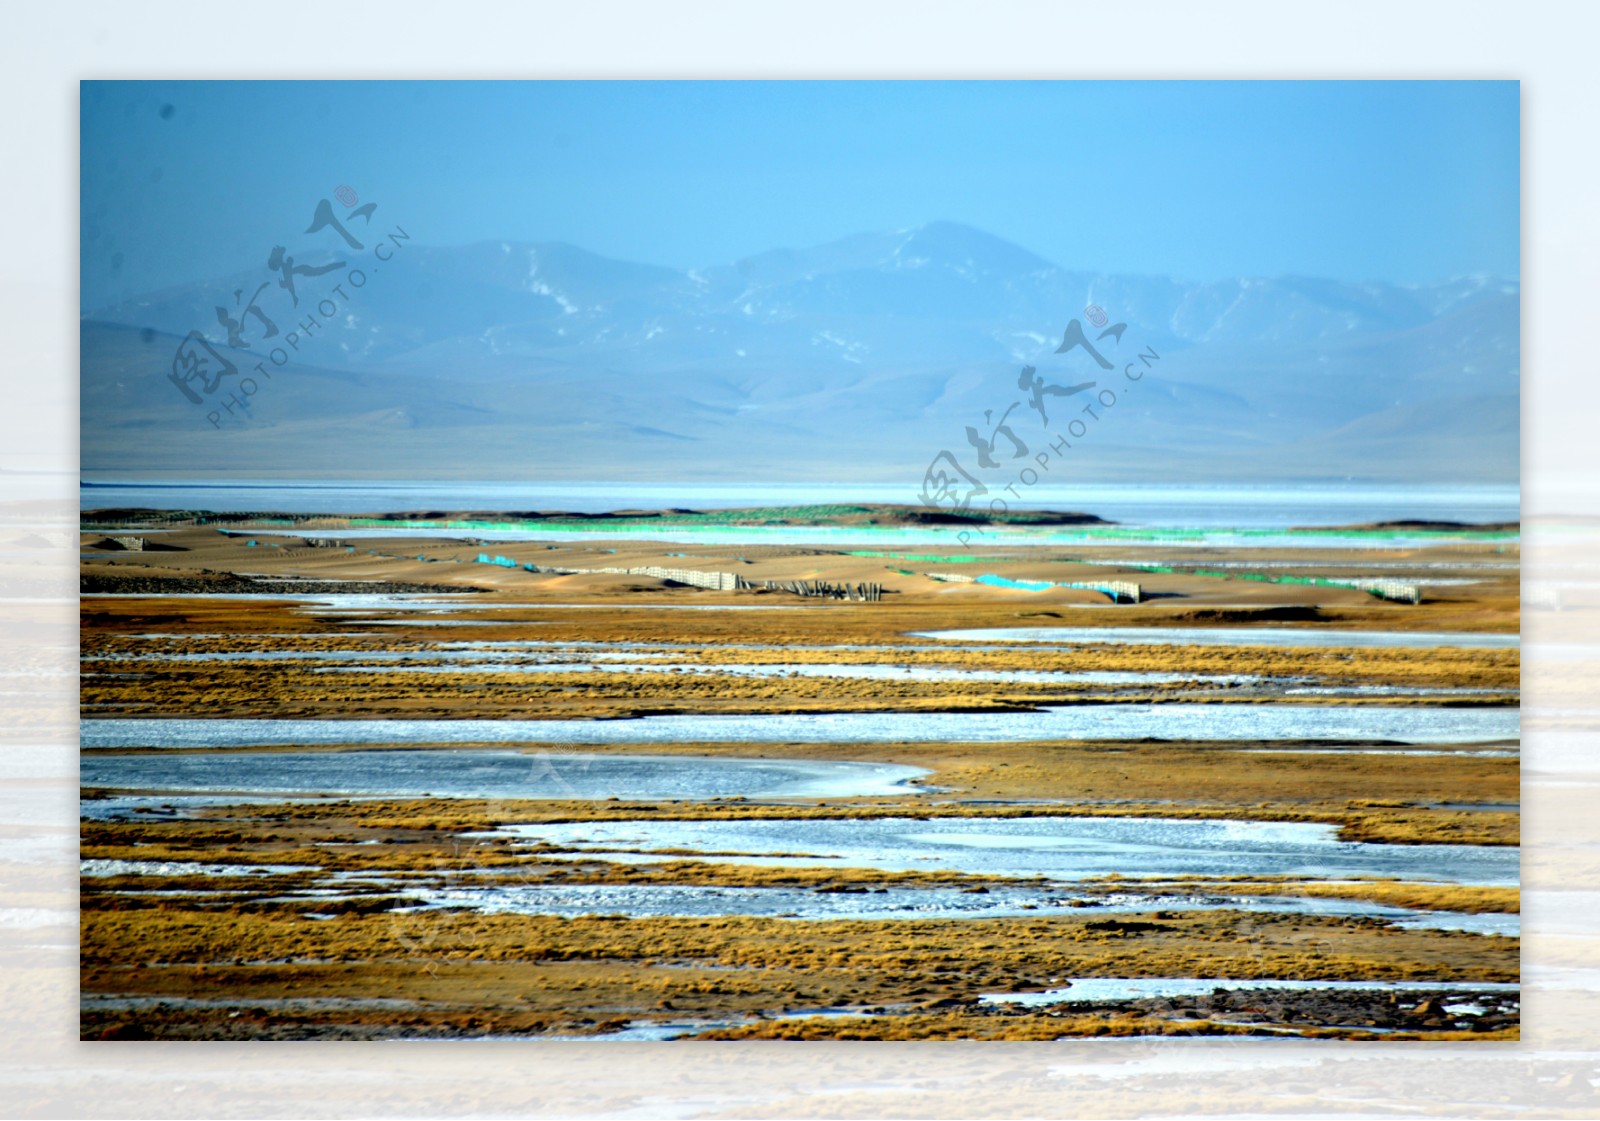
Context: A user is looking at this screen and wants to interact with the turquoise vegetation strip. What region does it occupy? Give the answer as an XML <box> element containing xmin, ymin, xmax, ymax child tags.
<box><xmin>974</xmin><ymin>574</ymin><xmax>1055</xmax><ymax>591</ymax></box>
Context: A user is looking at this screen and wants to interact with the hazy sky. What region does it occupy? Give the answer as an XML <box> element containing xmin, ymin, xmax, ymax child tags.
<box><xmin>80</xmin><ymin>80</ymin><xmax>1519</xmax><ymax>309</ymax></box>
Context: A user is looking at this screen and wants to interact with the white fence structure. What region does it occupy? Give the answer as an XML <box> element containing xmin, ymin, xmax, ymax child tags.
<box><xmin>1340</xmin><ymin>579</ymin><xmax>1423</xmax><ymax>605</ymax></box>
<box><xmin>509</xmin><ymin>560</ymin><xmax>883</xmax><ymax>600</ymax></box>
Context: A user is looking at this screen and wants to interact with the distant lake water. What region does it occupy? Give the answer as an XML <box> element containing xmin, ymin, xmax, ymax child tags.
<box><xmin>79</xmin><ymin>480</ymin><xmax>1518</xmax><ymax>529</ymax></box>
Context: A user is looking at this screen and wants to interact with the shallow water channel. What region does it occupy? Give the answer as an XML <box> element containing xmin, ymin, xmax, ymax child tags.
<box><xmin>912</xmin><ymin>627</ymin><xmax>1521</xmax><ymax>649</ymax></box>
<box><xmin>393</xmin><ymin>881</ymin><xmax>1517</xmax><ymax>937</ymax></box>
<box><xmin>80</xmin><ymin>750</ymin><xmax>928</xmax><ymax>803</ymax></box>
<box><xmin>977</xmin><ymin>978</ymin><xmax>1521</xmax><ymax>1006</ymax></box>
<box><xmin>80</xmin><ymin>704</ymin><xmax>1520</xmax><ymax>748</ymax></box>
<box><xmin>486</xmin><ymin>816</ymin><xmax>1519</xmax><ymax>886</ymax></box>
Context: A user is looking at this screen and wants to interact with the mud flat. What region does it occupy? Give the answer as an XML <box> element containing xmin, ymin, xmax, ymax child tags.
<box><xmin>79</xmin><ymin>513</ymin><xmax>1519</xmax><ymax>1040</ymax></box>
<box><xmin>78</xmin><ymin>789</ymin><xmax>1520</xmax><ymax>1040</ymax></box>
<box><xmin>78</xmin><ymin>880</ymin><xmax>1519</xmax><ymax>1041</ymax></box>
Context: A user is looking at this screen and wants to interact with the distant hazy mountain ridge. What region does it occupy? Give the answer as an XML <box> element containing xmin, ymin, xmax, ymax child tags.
<box><xmin>81</xmin><ymin>221</ymin><xmax>1519</xmax><ymax>483</ymax></box>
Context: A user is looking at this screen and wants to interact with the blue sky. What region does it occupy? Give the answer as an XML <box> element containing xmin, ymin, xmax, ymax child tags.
<box><xmin>80</xmin><ymin>80</ymin><xmax>1519</xmax><ymax>309</ymax></box>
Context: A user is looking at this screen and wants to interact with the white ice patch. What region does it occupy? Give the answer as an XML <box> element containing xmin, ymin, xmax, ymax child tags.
<box><xmin>81</xmin><ymin>859</ymin><xmax>315</xmax><ymax>878</ymax></box>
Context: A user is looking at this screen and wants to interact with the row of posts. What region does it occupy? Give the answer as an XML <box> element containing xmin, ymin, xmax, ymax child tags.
<box><xmin>739</xmin><ymin>576</ymin><xmax>882</xmax><ymax>602</ymax></box>
<box><xmin>476</xmin><ymin>554</ymin><xmax>883</xmax><ymax>602</ymax></box>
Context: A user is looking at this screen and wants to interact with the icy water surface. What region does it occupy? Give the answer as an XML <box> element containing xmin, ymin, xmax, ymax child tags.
<box><xmin>979</xmin><ymin>978</ymin><xmax>1520</xmax><ymax>1006</ymax></box>
<box><xmin>913</xmin><ymin>627</ymin><xmax>1521</xmax><ymax>649</ymax></box>
<box><xmin>255</xmin><ymin>525</ymin><xmax>1514</xmax><ymax>549</ymax></box>
<box><xmin>488</xmin><ymin>816</ymin><xmax>1519</xmax><ymax>886</ymax></box>
<box><xmin>79</xmin><ymin>480</ymin><xmax>1520</xmax><ymax>525</ymax></box>
<box><xmin>398</xmin><ymin>881</ymin><xmax>1517</xmax><ymax>935</ymax></box>
<box><xmin>106</xmin><ymin>652</ymin><xmax>1499</xmax><ymax>699</ymax></box>
<box><xmin>80</xmin><ymin>705</ymin><xmax>1520</xmax><ymax>749</ymax></box>
<box><xmin>79</xmin><ymin>859</ymin><xmax>315</xmax><ymax>877</ymax></box>
<box><xmin>101</xmin><ymin>649</ymin><xmax>664</xmax><ymax>664</ymax></box>
<box><xmin>296</xmin><ymin>662</ymin><xmax>1253</xmax><ymax>686</ymax></box>
<box><xmin>80</xmin><ymin>750</ymin><xmax>928</xmax><ymax>801</ymax></box>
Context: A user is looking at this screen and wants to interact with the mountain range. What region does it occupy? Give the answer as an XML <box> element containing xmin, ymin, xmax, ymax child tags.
<box><xmin>80</xmin><ymin>221</ymin><xmax>1519</xmax><ymax>486</ymax></box>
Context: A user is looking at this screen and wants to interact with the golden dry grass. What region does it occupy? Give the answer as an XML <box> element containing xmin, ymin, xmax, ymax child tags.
<box><xmin>79</xmin><ymin>902</ymin><xmax>1517</xmax><ymax>1041</ymax></box>
<box><xmin>78</xmin><ymin>528</ymin><xmax>1520</xmax><ymax>1041</ymax></box>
